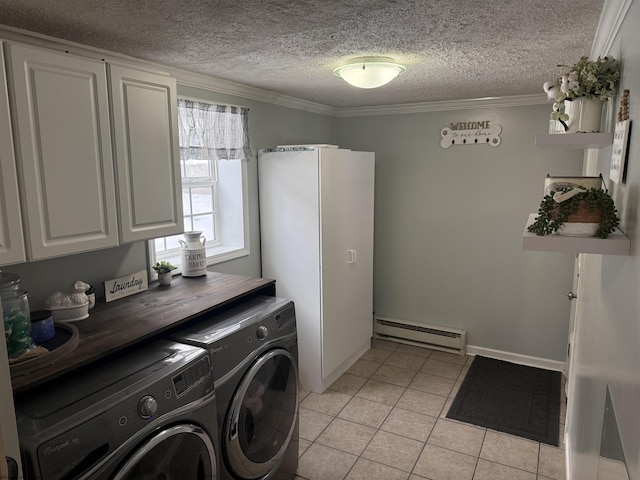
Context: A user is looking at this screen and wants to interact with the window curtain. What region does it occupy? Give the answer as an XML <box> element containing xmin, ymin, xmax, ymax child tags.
<box><xmin>177</xmin><ymin>99</ymin><xmax>254</xmax><ymax>161</ymax></box>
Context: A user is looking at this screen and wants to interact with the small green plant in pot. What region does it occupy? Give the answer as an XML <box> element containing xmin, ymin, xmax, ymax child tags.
<box><xmin>152</xmin><ymin>261</ymin><xmax>178</xmax><ymax>286</ymax></box>
<box><xmin>528</xmin><ymin>187</ymin><xmax>620</xmax><ymax>239</ymax></box>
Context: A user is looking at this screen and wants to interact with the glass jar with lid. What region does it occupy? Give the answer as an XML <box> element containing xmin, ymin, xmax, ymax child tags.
<box><xmin>1</xmin><ymin>289</ymin><xmax>35</xmax><ymax>358</ymax></box>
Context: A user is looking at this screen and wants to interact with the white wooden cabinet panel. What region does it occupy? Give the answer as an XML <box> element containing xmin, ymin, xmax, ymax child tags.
<box><xmin>6</xmin><ymin>43</ymin><xmax>119</xmax><ymax>260</ymax></box>
<box><xmin>320</xmin><ymin>149</ymin><xmax>375</xmax><ymax>378</ymax></box>
<box><xmin>259</xmin><ymin>148</ymin><xmax>375</xmax><ymax>393</ymax></box>
<box><xmin>0</xmin><ymin>43</ymin><xmax>25</xmax><ymax>266</ymax></box>
<box><xmin>109</xmin><ymin>65</ymin><xmax>183</xmax><ymax>243</ymax></box>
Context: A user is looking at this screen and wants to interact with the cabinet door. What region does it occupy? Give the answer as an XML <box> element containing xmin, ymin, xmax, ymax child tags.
<box><xmin>6</xmin><ymin>43</ymin><xmax>119</xmax><ymax>260</ymax></box>
<box><xmin>0</xmin><ymin>43</ymin><xmax>25</xmax><ymax>265</ymax></box>
<box><xmin>320</xmin><ymin>150</ymin><xmax>375</xmax><ymax>378</ymax></box>
<box><xmin>109</xmin><ymin>65</ymin><xmax>183</xmax><ymax>243</ymax></box>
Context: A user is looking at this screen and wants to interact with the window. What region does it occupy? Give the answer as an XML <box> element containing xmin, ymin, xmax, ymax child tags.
<box><xmin>149</xmin><ymin>98</ymin><xmax>252</xmax><ymax>274</ymax></box>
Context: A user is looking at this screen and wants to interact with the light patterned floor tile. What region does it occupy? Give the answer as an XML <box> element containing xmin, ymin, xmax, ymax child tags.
<box><xmin>380</xmin><ymin>407</ymin><xmax>437</xmax><ymax>442</ymax></box>
<box><xmin>413</xmin><ymin>444</ymin><xmax>477</xmax><ymax>480</ymax></box>
<box><xmin>384</xmin><ymin>351</ymin><xmax>427</xmax><ymax>371</ymax></box>
<box><xmin>395</xmin><ymin>344</ymin><xmax>435</xmax><ymax>358</ymax></box>
<box><xmin>297</xmin><ymin>443</ymin><xmax>357</xmax><ymax>480</ymax></box>
<box><xmin>300</xmin><ymin>390</ymin><xmax>352</xmax><ymax>416</ymax></box>
<box><xmin>299</xmin><ymin>438</ymin><xmax>312</xmax><ymax>458</ymax></box>
<box><xmin>538</xmin><ymin>444</ymin><xmax>566</xmax><ymax>479</ymax></box>
<box><xmin>328</xmin><ymin>373</ymin><xmax>368</xmax><ymax>396</ymax></box>
<box><xmin>396</xmin><ymin>388</ymin><xmax>447</xmax><ymax>418</ymax></box>
<box><xmin>371</xmin><ymin>338</ymin><xmax>400</xmax><ymax>351</ymax></box>
<box><xmin>315</xmin><ymin>418</ymin><xmax>377</xmax><ymax>456</ymax></box>
<box><xmin>371</xmin><ymin>364</ymin><xmax>417</xmax><ymax>387</ymax></box>
<box><xmin>480</xmin><ymin>430</ymin><xmax>540</xmax><ymax>473</ymax></box>
<box><xmin>346</xmin><ymin>359</ymin><xmax>381</xmax><ymax>378</ymax></box>
<box><xmin>355</xmin><ymin>379</ymin><xmax>406</xmax><ymax>405</ymax></box>
<box><xmin>360</xmin><ymin>347</ymin><xmax>393</xmax><ymax>364</ymax></box>
<box><xmin>474</xmin><ymin>459</ymin><xmax>537</xmax><ymax>480</ymax></box>
<box><xmin>421</xmin><ymin>358</ymin><xmax>464</xmax><ymax>379</ymax></box>
<box><xmin>409</xmin><ymin>372</ymin><xmax>455</xmax><ymax>396</ymax></box>
<box><xmin>338</xmin><ymin>396</ymin><xmax>393</xmax><ymax>428</ymax></box>
<box><xmin>361</xmin><ymin>430</ymin><xmax>425</xmax><ymax>472</ymax></box>
<box><xmin>428</xmin><ymin>418</ymin><xmax>486</xmax><ymax>457</ymax></box>
<box><xmin>298</xmin><ymin>407</ymin><xmax>333</xmax><ymax>441</ymax></box>
<box><xmin>346</xmin><ymin>457</ymin><xmax>410</xmax><ymax>480</ymax></box>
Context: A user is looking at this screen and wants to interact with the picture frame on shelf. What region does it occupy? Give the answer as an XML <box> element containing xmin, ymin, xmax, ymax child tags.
<box><xmin>610</xmin><ymin>119</ymin><xmax>631</xmax><ymax>184</ymax></box>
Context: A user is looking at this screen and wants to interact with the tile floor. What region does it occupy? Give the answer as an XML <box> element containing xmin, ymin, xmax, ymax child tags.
<box><xmin>295</xmin><ymin>339</ymin><xmax>567</xmax><ymax>480</ymax></box>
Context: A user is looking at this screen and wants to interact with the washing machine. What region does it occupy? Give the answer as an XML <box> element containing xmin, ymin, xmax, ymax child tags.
<box><xmin>168</xmin><ymin>295</ymin><xmax>298</xmax><ymax>480</ymax></box>
<box><xmin>14</xmin><ymin>339</ymin><xmax>219</xmax><ymax>480</ymax></box>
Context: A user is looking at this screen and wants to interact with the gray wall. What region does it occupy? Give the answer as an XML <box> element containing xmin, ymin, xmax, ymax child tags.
<box><xmin>567</xmin><ymin>1</ymin><xmax>640</xmax><ymax>478</ymax></box>
<box><xmin>337</xmin><ymin>104</ymin><xmax>582</xmax><ymax>361</ymax></box>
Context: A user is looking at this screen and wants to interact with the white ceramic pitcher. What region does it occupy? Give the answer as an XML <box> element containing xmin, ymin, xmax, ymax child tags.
<box><xmin>179</xmin><ymin>231</ymin><xmax>207</xmax><ymax>277</ymax></box>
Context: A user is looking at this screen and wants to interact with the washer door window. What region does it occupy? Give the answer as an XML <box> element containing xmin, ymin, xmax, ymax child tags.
<box><xmin>225</xmin><ymin>348</ymin><xmax>298</xmax><ymax>479</ymax></box>
<box><xmin>114</xmin><ymin>424</ymin><xmax>216</xmax><ymax>480</ymax></box>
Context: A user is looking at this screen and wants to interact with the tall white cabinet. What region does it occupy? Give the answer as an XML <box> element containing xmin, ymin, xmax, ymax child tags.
<box><xmin>258</xmin><ymin>147</ymin><xmax>375</xmax><ymax>393</ymax></box>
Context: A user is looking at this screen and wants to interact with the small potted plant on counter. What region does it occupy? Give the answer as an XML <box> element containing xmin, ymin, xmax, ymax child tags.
<box><xmin>527</xmin><ymin>186</ymin><xmax>620</xmax><ymax>238</ymax></box>
<box><xmin>152</xmin><ymin>261</ymin><xmax>178</xmax><ymax>286</ymax></box>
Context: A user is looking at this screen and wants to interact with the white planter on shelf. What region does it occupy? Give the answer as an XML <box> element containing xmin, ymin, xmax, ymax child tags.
<box><xmin>158</xmin><ymin>272</ymin><xmax>172</xmax><ymax>286</ymax></box>
<box><xmin>564</xmin><ymin>97</ymin><xmax>604</xmax><ymax>133</ymax></box>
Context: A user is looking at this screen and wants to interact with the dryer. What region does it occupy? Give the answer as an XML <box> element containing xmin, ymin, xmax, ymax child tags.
<box><xmin>169</xmin><ymin>295</ymin><xmax>298</xmax><ymax>480</ymax></box>
<box><xmin>15</xmin><ymin>339</ymin><xmax>219</xmax><ymax>480</ymax></box>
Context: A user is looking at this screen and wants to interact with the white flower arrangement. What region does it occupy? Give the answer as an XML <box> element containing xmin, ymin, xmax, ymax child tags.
<box><xmin>543</xmin><ymin>56</ymin><xmax>620</xmax><ymax>126</ymax></box>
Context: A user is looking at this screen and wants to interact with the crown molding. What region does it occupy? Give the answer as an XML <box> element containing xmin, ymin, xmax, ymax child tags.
<box><xmin>591</xmin><ymin>0</ymin><xmax>633</xmax><ymax>56</ymax></box>
<box><xmin>335</xmin><ymin>94</ymin><xmax>549</xmax><ymax>117</ymax></box>
<box><xmin>169</xmin><ymin>68</ymin><xmax>338</xmax><ymax>117</ymax></box>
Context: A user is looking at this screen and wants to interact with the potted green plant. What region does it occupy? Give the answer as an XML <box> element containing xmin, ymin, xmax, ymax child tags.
<box><xmin>152</xmin><ymin>261</ymin><xmax>178</xmax><ymax>286</ymax></box>
<box><xmin>528</xmin><ymin>187</ymin><xmax>620</xmax><ymax>239</ymax></box>
<box><xmin>543</xmin><ymin>56</ymin><xmax>620</xmax><ymax>133</ymax></box>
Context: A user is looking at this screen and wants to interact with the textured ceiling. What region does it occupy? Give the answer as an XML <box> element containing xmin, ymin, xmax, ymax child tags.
<box><xmin>0</xmin><ymin>0</ymin><xmax>604</xmax><ymax>108</ymax></box>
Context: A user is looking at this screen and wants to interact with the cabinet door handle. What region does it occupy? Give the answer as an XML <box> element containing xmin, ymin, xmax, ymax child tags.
<box><xmin>567</xmin><ymin>291</ymin><xmax>577</xmax><ymax>300</ymax></box>
<box><xmin>347</xmin><ymin>249</ymin><xmax>357</xmax><ymax>264</ymax></box>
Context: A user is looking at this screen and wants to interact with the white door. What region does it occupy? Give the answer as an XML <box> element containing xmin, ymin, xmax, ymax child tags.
<box><xmin>109</xmin><ymin>65</ymin><xmax>183</xmax><ymax>243</ymax></box>
<box><xmin>0</xmin><ymin>42</ymin><xmax>25</xmax><ymax>266</ymax></box>
<box><xmin>320</xmin><ymin>149</ymin><xmax>375</xmax><ymax>378</ymax></box>
<box><xmin>7</xmin><ymin>42</ymin><xmax>119</xmax><ymax>260</ymax></box>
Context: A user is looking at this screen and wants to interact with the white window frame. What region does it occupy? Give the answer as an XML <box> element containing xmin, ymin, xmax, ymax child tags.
<box><xmin>148</xmin><ymin>96</ymin><xmax>250</xmax><ymax>278</ymax></box>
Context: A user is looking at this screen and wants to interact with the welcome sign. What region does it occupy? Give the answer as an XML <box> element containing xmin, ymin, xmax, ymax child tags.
<box><xmin>440</xmin><ymin>120</ymin><xmax>502</xmax><ymax>148</ymax></box>
<box><xmin>104</xmin><ymin>270</ymin><xmax>149</xmax><ymax>302</ymax></box>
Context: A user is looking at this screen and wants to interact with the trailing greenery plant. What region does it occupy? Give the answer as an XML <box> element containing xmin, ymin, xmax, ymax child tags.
<box><xmin>527</xmin><ymin>187</ymin><xmax>620</xmax><ymax>239</ymax></box>
<box><xmin>152</xmin><ymin>261</ymin><xmax>178</xmax><ymax>274</ymax></box>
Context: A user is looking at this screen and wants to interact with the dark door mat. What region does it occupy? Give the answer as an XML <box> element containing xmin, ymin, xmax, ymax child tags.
<box><xmin>446</xmin><ymin>355</ymin><xmax>561</xmax><ymax>446</ymax></box>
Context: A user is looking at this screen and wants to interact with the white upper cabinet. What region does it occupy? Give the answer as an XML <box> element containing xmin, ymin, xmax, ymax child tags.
<box><xmin>109</xmin><ymin>65</ymin><xmax>183</xmax><ymax>243</ymax></box>
<box><xmin>1</xmin><ymin>39</ymin><xmax>183</xmax><ymax>263</ymax></box>
<box><xmin>6</xmin><ymin>42</ymin><xmax>119</xmax><ymax>260</ymax></box>
<box><xmin>0</xmin><ymin>43</ymin><xmax>25</xmax><ymax>266</ymax></box>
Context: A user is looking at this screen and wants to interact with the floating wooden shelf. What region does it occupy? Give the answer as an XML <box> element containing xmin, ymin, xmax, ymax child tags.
<box><xmin>523</xmin><ymin>214</ymin><xmax>630</xmax><ymax>255</ymax></box>
<box><xmin>535</xmin><ymin>133</ymin><xmax>614</xmax><ymax>149</ymax></box>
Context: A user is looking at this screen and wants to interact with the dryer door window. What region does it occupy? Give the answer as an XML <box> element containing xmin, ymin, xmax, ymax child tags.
<box><xmin>113</xmin><ymin>424</ymin><xmax>216</xmax><ymax>480</ymax></box>
<box><xmin>225</xmin><ymin>348</ymin><xmax>298</xmax><ymax>479</ymax></box>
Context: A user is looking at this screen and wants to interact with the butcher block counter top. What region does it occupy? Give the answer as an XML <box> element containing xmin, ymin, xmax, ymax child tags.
<box><xmin>11</xmin><ymin>272</ymin><xmax>275</xmax><ymax>393</ymax></box>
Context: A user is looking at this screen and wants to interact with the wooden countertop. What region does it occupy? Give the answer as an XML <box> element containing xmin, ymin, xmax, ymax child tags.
<box><xmin>11</xmin><ymin>272</ymin><xmax>275</xmax><ymax>393</ymax></box>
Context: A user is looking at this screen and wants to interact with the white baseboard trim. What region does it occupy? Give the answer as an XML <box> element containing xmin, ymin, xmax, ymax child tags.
<box><xmin>466</xmin><ymin>345</ymin><xmax>565</xmax><ymax>372</ymax></box>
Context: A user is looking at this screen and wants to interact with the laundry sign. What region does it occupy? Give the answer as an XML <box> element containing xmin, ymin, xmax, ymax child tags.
<box><xmin>440</xmin><ymin>120</ymin><xmax>501</xmax><ymax>148</ymax></box>
<box><xmin>104</xmin><ymin>269</ymin><xmax>148</xmax><ymax>302</ymax></box>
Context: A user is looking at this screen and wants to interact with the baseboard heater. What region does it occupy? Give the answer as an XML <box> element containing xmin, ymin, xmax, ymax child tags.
<box><xmin>374</xmin><ymin>316</ymin><xmax>467</xmax><ymax>356</ymax></box>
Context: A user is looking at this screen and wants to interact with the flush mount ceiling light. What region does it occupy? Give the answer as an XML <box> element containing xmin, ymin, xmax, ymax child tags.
<box><xmin>333</xmin><ymin>56</ymin><xmax>406</xmax><ymax>89</ymax></box>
